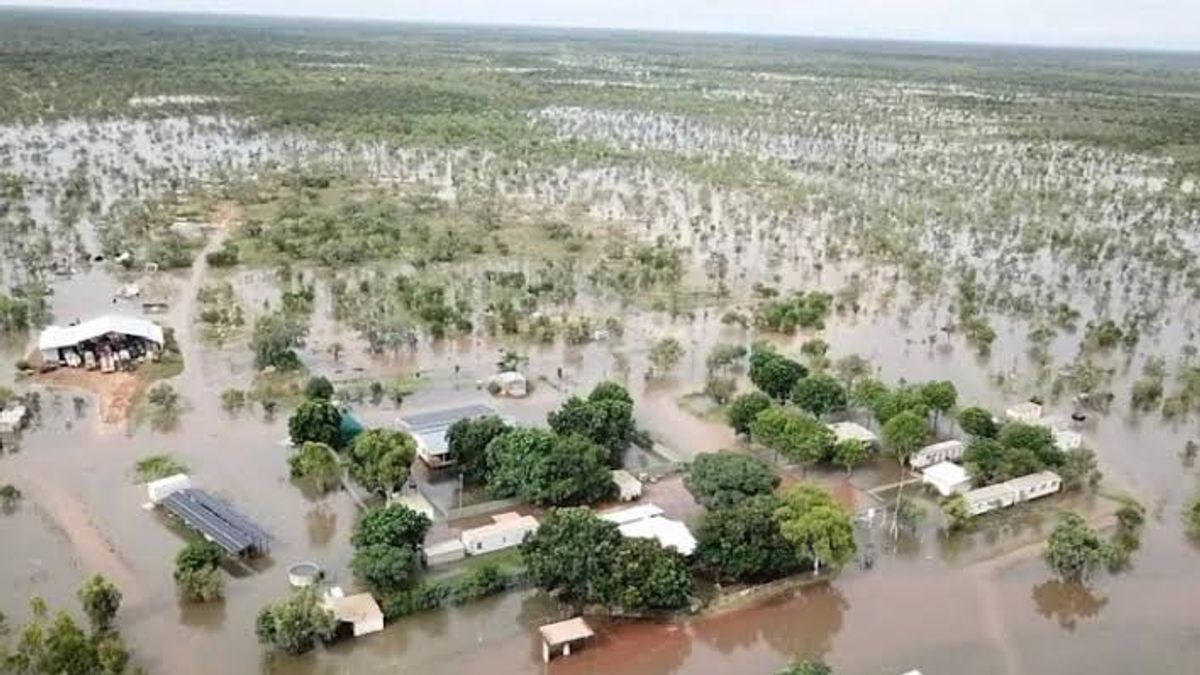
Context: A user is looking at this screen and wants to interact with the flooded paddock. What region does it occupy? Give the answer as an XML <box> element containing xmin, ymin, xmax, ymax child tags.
<box><xmin>2</xmin><ymin>23</ymin><xmax>1200</xmax><ymax>675</ymax></box>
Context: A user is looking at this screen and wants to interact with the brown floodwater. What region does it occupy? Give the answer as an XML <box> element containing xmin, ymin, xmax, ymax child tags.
<box><xmin>2</xmin><ymin>116</ymin><xmax>1200</xmax><ymax>675</ymax></box>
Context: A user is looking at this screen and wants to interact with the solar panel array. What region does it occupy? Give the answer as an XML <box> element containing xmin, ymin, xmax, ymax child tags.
<box><xmin>160</xmin><ymin>488</ymin><xmax>271</xmax><ymax>556</ymax></box>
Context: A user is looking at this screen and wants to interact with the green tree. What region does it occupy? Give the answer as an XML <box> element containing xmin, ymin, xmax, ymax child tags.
<box><xmin>40</xmin><ymin>612</ymin><xmax>99</xmax><ymax>675</ymax></box>
<box><xmin>1044</xmin><ymin>512</ymin><xmax>1110</xmax><ymax>583</ymax></box>
<box><xmin>849</xmin><ymin>377</ymin><xmax>889</xmax><ymax>411</ymax></box>
<box><xmin>998</xmin><ymin>422</ymin><xmax>1063</xmax><ymax>467</ymax></box>
<box><xmin>751</xmin><ymin>406</ymin><xmax>836</xmax><ymax>469</ymax></box>
<box><xmin>749</xmin><ymin>348</ymin><xmax>808</xmax><ymax>401</ymax></box>
<box><xmin>487</xmin><ymin>429</ymin><xmax>614</xmax><ymax>506</ymax></box>
<box><xmin>919</xmin><ymin>380</ymin><xmax>958</xmax><ymax>422</ymax></box>
<box><xmin>288</xmin><ymin>441</ymin><xmax>341</xmax><ymax>492</ymax></box>
<box><xmin>547</xmin><ymin>388</ymin><xmax>635</xmax><ymax>465</ymax></box>
<box><xmin>832</xmin><ymin>439</ymin><xmax>870</xmax><ymax>475</ymax></box>
<box><xmin>1184</xmin><ymin>490</ymin><xmax>1200</xmax><ymax>537</ymax></box>
<box><xmin>255</xmin><ymin>588</ymin><xmax>336</xmax><ymax>655</ymax></box>
<box><xmin>347</xmin><ymin>428</ymin><xmax>417</xmax><ymax>495</ymax></box>
<box><xmin>352</xmin><ymin>543</ymin><xmax>419</xmax><ymax>593</ymax></box>
<box><xmin>958</xmin><ymin>406</ymin><xmax>998</xmax><ymax>438</ymax></box>
<box><xmin>287</xmin><ymin>399</ymin><xmax>343</xmax><ymax>448</ymax></box>
<box><xmin>251</xmin><ymin>309</ymin><xmax>306</xmax><ymax>371</ymax></box>
<box><xmin>774</xmin><ymin>484</ymin><xmax>856</xmax><ymax>574</ymax></box>
<box><xmin>446</xmin><ymin>415</ymin><xmax>511</xmax><ymax>484</ymax></box>
<box><xmin>174</xmin><ymin>541</ymin><xmax>224</xmax><ymax>603</ymax></box>
<box><xmin>684</xmin><ymin>451</ymin><xmax>779</xmax><ymax>509</ymax></box>
<box><xmin>520</xmin><ymin>507</ymin><xmax>624</xmax><ymax>607</ymax></box>
<box><xmin>1060</xmin><ymin>447</ymin><xmax>1102</xmax><ymax>492</ymax></box>
<box><xmin>881</xmin><ymin>410</ymin><xmax>930</xmax><ymax>464</ymax></box>
<box><xmin>303</xmin><ymin>376</ymin><xmax>334</xmax><ymax>400</ymax></box>
<box><xmin>609</xmin><ymin>538</ymin><xmax>694</xmax><ymax>611</ymax></box>
<box><xmin>791</xmin><ymin>374</ymin><xmax>848</xmax><ymax>418</ymax></box>
<box><xmin>695</xmin><ymin>495</ymin><xmax>800</xmax><ymax>583</ymax></box>
<box><xmin>647</xmin><ymin>337</ymin><xmax>685</xmax><ymax>377</ymax></box>
<box><xmin>727</xmin><ymin>391</ymin><xmax>772</xmax><ymax>436</ymax></box>
<box><xmin>589</xmin><ymin>380</ymin><xmax>633</xmax><ymax>405</ymax></box>
<box><xmin>942</xmin><ymin>494</ymin><xmax>973</xmax><ymax>533</ymax></box>
<box><xmin>352</xmin><ymin>504</ymin><xmax>432</xmax><ymax>550</ymax></box>
<box><xmin>705</xmin><ymin>343</ymin><xmax>747</xmax><ymax>374</ymax></box>
<box><xmin>778</xmin><ymin>661</ymin><xmax>833</xmax><ymax>675</ymax></box>
<box><xmin>873</xmin><ymin>385</ymin><xmax>929</xmax><ymax>424</ymax></box>
<box><xmin>76</xmin><ymin>574</ymin><xmax>121</xmax><ymax>634</ymax></box>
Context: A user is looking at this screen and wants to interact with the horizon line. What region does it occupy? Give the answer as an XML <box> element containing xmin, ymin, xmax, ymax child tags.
<box><xmin>2</xmin><ymin>3</ymin><xmax>1198</xmax><ymax>56</ymax></box>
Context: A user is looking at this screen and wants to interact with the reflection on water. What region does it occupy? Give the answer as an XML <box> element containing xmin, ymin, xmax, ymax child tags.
<box><xmin>1031</xmin><ymin>581</ymin><xmax>1108</xmax><ymax>632</ymax></box>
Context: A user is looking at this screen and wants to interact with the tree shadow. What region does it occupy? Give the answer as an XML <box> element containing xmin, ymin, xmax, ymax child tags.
<box><xmin>1031</xmin><ymin>580</ymin><xmax>1108</xmax><ymax>631</ymax></box>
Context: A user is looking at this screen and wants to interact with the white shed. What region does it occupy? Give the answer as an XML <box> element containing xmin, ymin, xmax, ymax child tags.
<box><xmin>327</xmin><ymin>591</ymin><xmax>384</xmax><ymax>637</ymax></box>
<box><xmin>146</xmin><ymin>473</ymin><xmax>191</xmax><ymax>504</ymax></box>
<box><xmin>1006</xmin><ymin>471</ymin><xmax>1062</xmax><ymax>503</ymax></box>
<box><xmin>611</xmin><ymin>469</ymin><xmax>643</xmax><ymax>502</ymax></box>
<box><xmin>921</xmin><ymin>461</ymin><xmax>970</xmax><ymax>497</ymax></box>
<box><xmin>600</xmin><ymin>503</ymin><xmax>696</xmax><ymax>556</ymax></box>
<box><xmin>424</xmin><ymin>538</ymin><xmax>467</xmax><ymax>567</ymax></box>
<box><xmin>910</xmin><ymin>439</ymin><xmax>966</xmax><ymax>469</ymax></box>
<box><xmin>460</xmin><ymin>512</ymin><xmax>539</xmax><ymax>555</ymax></box>
<box><xmin>963</xmin><ymin>483</ymin><xmax>1018</xmax><ymax>516</ymax></box>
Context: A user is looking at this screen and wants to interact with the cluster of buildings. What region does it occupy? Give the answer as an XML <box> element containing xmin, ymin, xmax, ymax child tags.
<box><xmin>912</xmin><ymin>401</ymin><xmax>1076</xmax><ymax>515</ymax></box>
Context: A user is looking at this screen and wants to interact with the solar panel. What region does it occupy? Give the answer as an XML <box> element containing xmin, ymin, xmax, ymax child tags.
<box><xmin>160</xmin><ymin>489</ymin><xmax>270</xmax><ymax>556</ymax></box>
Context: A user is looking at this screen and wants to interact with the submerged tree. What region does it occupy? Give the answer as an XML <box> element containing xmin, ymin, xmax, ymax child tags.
<box><xmin>1045</xmin><ymin>513</ymin><xmax>1110</xmax><ymax>584</ymax></box>
<box><xmin>255</xmin><ymin>588</ymin><xmax>336</xmax><ymax>656</ymax></box>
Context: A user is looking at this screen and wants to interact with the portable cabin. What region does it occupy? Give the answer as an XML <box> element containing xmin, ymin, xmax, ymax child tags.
<box><xmin>460</xmin><ymin>512</ymin><xmax>539</xmax><ymax>555</ymax></box>
<box><xmin>910</xmin><ymin>439</ymin><xmax>966</xmax><ymax>469</ymax></box>
<box><xmin>1006</xmin><ymin>471</ymin><xmax>1062</xmax><ymax>504</ymax></box>
<box><xmin>963</xmin><ymin>483</ymin><xmax>1018</xmax><ymax>516</ymax></box>
<box><xmin>424</xmin><ymin>538</ymin><xmax>467</xmax><ymax>567</ymax></box>
<box><xmin>611</xmin><ymin>469</ymin><xmax>643</xmax><ymax>502</ymax></box>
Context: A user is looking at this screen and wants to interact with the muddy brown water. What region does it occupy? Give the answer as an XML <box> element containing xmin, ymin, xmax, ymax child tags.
<box><xmin>2</xmin><ymin>118</ymin><xmax>1199</xmax><ymax>675</ymax></box>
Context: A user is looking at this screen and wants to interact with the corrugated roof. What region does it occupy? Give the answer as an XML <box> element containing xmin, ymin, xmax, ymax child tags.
<box><xmin>399</xmin><ymin>404</ymin><xmax>498</xmax><ymax>433</ymax></box>
<box><xmin>1004</xmin><ymin>471</ymin><xmax>1061</xmax><ymax>490</ymax></box>
<box><xmin>38</xmin><ymin>314</ymin><xmax>164</xmax><ymax>351</ymax></box>
<box><xmin>599</xmin><ymin>503</ymin><xmax>664</xmax><ymax>525</ymax></box>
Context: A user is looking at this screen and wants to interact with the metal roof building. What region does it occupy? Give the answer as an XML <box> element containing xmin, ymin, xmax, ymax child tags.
<box><xmin>159</xmin><ymin>488</ymin><xmax>270</xmax><ymax>557</ymax></box>
<box><xmin>399</xmin><ymin>403</ymin><xmax>499</xmax><ymax>468</ymax></box>
<box><xmin>39</xmin><ymin>314</ymin><xmax>164</xmax><ymax>353</ymax></box>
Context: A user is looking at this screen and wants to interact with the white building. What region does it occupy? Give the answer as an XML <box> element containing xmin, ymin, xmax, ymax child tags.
<box><xmin>399</xmin><ymin>404</ymin><xmax>499</xmax><ymax>468</ymax></box>
<box><xmin>424</xmin><ymin>538</ymin><xmax>467</xmax><ymax>567</ymax></box>
<box><xmin>1005</xmin><ymin>401</ymin><xmax>1043</xmax><ymax>424</ymax></box>
<box><xmin>962</xmin><ymin>470</ymin><xmax>1062</xmax><ymax>516</ymax></box>
<box><xmin>146</xmin><ymin>473</ymin><xmax>191</xmax><ymax>504</ymax></box>
<box><xmin>921</xmin><ymin>461</ymin><xmax>970</xmax><ymax>497</ymax></box>
<box><xmin>38</xmin><ymin>314</ymin><xmax>165</xmax><ymax>368</ymax></box>
<box><xmin>325</xmin><ymin>588</ymin><xmax>384</xmax><ymax>637</ymax></box>
<box><xmin>599</xmin><ymin>503</ymin><xmax>696</xmax><ymax>556</ymax></box>
<box><xmin>827</xmin><ymin>421</ymin><xmax>878</xmax><ymax>447</ymax></box>
<box><xmin>611</xmin><ymin>469</ymin><xmax>643</xmax><ymax>502</ymax></box>
<box><xmin>910</xmin><ymin>439</ymin><xmax>966</xmax><ymax>469</ymax></box>
<box><xmin>460</xmin><ymin>512</ymin><xmax>539</xmax><ymax>555</ymax></box>
<box><xmin>1006</xmin><ymin>471</ymin><xmax>1062</xmax><ymax>503</ymax></box>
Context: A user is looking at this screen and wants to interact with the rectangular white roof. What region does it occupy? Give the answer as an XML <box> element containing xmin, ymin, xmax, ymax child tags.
<box><xmin>39</xmin><ymin>314</ymin><xmax>164</xmax><ymax>351</ymax></box>
<box><xmin>918</xmin><ymin>439</ymin><xmax>964</xmax><ymax>454</ymax></box>
<box><xmin>1004</xmin><ymin>471</ymin><xmax>1062</xmax><ymax>491</ymax></box>
<box><xmin>828</xmin><ymin>422</ymin><xmax>878</xmax><ymax>444</ymax></box>
<box><xmin>922</xmin><ymin>461</ymin><xmax>968</xmax><ymax>484</ymax></box>
<box><xmin>599</xmin><ymin>503</ymin><xmax>664</xmax><ymax>525</ymax></box>
<box><xmin>964</xmin><ymin>483</ymin><xmax>1015</xmax><ymax>503</ymax></box>
<box><xmin>461</xmin><ymin>513</ymin><xmax>539</xmax><ymax>539</ymax></box>
<box><xmin>611</xmin><ymin>469</ymin><xmax>642</xmax><ymax>491</ymax></box>
<box><xmin>618</xmin><ymin>517</ymin><xmax>697</xmax><ymax>556</ymax></box>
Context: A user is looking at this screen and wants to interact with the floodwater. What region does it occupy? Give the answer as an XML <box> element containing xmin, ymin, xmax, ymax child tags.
<box><xmin>2</xmin><ymin>112</ymin><xmax>1200</xmax><ymax>675</ymax></box>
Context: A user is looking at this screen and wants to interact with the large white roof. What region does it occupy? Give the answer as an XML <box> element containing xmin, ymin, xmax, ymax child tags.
<box><xmin>599</xmin><ymin>503</ymin><xmax>664</xmax><ymax>525</ymax></box>
<box><xmin>618</xmin><ymin>517</ymin><xmax>697</xmax><ymax>556</ymax></box>
<box><xmin>922</xmin><ymin>461</ymin><xmax>968</xmax><ymax>485</ymax></box>
<box><xmin>38</xmin><ymin>314</ymin><xmax>164</xmax><ymax>351</ymax></box>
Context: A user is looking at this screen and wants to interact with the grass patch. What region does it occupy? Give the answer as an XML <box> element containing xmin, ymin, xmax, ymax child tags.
<box><xmin>133</xmin><ymin>453</ymin><xmax>189</xmax><ymax>483</ymax></box>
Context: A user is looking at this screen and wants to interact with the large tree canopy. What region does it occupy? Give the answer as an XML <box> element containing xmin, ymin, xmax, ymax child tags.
<box><xmin>287</xmin><ymin>399</ymin><xmax>344</xmax><ymax>448</ymax></box>
<box><xmin>881</xmin><ymin>409</ymin><xmax>930</xmax><ymax>463</ymax></box>
<box><xmin>520</xmin><ymin>507</ymin><xmax>624</xmax><ymax>607</ymax></box>
<box><xmin>749</xmin><ymin>348</ymin><xmax>808</xmax><ymax>401</ymax></box>
<box><xmin>727</xmin><ymin>391</ymin><xmax>772</xmax><ymax>436</ymax></box>
<box><xmin>352</xmin><ymin>504</ymin><xmax>431</xmax><ymax>550</ymax></box>
<box><xmin>608</xmin><ymin>538</ymin><xmax>694</xmax><ymax>611</ymax></box>
<box><xmin>486</xmin><ymin>428</ymin><xmax>614</xmax><ymax>506</ymax></box>
<box><xmin>348</xmin><ymin>428</ymin><xmax>417</xmax><ymax>495</ymax></box>
<box><xmin>1045</xmin><ymin>512</ymin><xmax>1110</xmax><ymax>583</ymax></box>
<box><xmin>548</xmin><ymin>382</ymin><xmax>636</xmax><ymax>464</ymax></box>
<box><xmin>695</xmin><ymin>495</ymin><xmax>801</xmax><ymax>583</ymax></box>
<box><xmin>958</xmin><ymin>406</ymin><xmax>998</xmax><ymax>438</ymax></box>
<box><xmin>774</xmin><ymin>484</ymin><xmax>856</xmax><ymax>574</ymax></box>
<box><xmin>445</xmin><ymin>415</ymin><xmax>511</xmax><ymax>484</ymax></box>
<box><xmin>255</xmin><ymin>588</ymin><xmax>336</xmax><ymax>656</ymax></box>
<box><xmin>750</xmin><ymin>406</ymin><xmax>835</xmax><ymax>467</ymax></box>
<box><xmin>791</xmin><ymin>374</ymin><xmax>847</xmax><ymax>418</ymax></box>
<box><xmin>684</xmin><ymin>451</ymin><xmax>779</xmax><ymax>510</ymax></box>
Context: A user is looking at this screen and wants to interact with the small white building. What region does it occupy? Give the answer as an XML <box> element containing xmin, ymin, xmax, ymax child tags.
<box><xmin>1007</xmin><ymin>471</ymin><xmax>1062</xmax><ymax>503</ymax></box>
<box><xmin>600</xmin><ymin>503</ymin><xmax>696</xmax><ymax>556</ymax></box>
<box><xmin>325</xmin><ymin>589</ymin><xmax>384</xmax><ymax>637</ymax></box>
<box><xmin>827</xmin><ymin>421</ymin><xmax>878</xmax><ymax>447</ymax></box>
<box><xmin>424</xmin><ymin>538</ymin><xmax>467</xmax><ymax>567</ymax></box>
<box><xmin>921</xmin><ymin>461</ymin><xmax>970</xmax><ymax>497</ymax></box>
<box><xmin>539</xmin><ymin>617</ymin><xmax>594</xmax><ymax>662</ymax></box>
<box><xmin>963</xmin><ymin>483</ymin><xmax>1018</xmax><ymax>516</ymax></box>
<box><xmin>146</xmin><ymin>473</ymin><xmax>192</xmax><ymax>504</ymax></box>
<box><xmin>910</xmin><ymin>439</ymin><xmax>966</xmax><ymax>469</ymax></box>
<box><xmin>460</xmin><ymin>512</ymin><xmax>539</xmax><ymax>556</ymax></box>
<box><xmin>611</xmin><ymin>469</ymin><xmax>643</xmax><ymax>502</ymax></box>
<box><xmin>1005</xmin><ymin>401</ymin><xmax>1043</xmax><ymax>424</ymax></box>
<box><xmin>487</xmin><ymin>371</ymin><xmax>529</xmax><ymax>398</ymax></box>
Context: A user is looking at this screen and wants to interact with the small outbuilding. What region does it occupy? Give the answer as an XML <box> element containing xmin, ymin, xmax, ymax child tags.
<box><xmin>611</xmin><ymin>469</ymin><xmax>643</xmax><ymax>502</ymax></box>
<box><xmin>1005</xmin><ymin>401</ymin><xmax>1043</xmax><ymax>424</ymax></box>
<box><xmin>827</xmin><ymin>421</ymin><xmax>878</xmax><ymax>447</ymax></box>
<box><xmin>487</xmin><ymin>371</ymin><xmax>529</xmax><ymax>398</ymax></box>
<box><xmin>146</xmin><ymin>473</ymin><xmax>192</xmax><ymax>504</ymax></box>
<box><xmin>921</xmin><ymin>461</ymin><xmax>970</xmax><ymax>497</ymax></box>
<box><xmin>910</xmin><ymin>439</ymin><xmax>965</xmax><ymax>469</ymax></box>
<box><xmin>424</xmin><ymin>538</ymin><xmax>467</xmax><ymax>567</ymax></box>
<box><xmin>326</xmin><ymin>589</ymin><xmax>384</xmax><ymax>638</ymax></box>
<box><xmin>539</xmin><ymin>617</ymin><xmax>594</xmax><ymax>662</ymax></box>
<box><xmin>460</xmin><ymin>512</ymin><xmax>539</xmax><ymax>556</ymax></box>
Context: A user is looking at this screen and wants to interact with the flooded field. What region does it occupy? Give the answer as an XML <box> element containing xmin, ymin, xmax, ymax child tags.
<box><xmin>2</xmin><ymin>10</ymin><xmax>1200</xmax><ymax>675</ymax></box>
